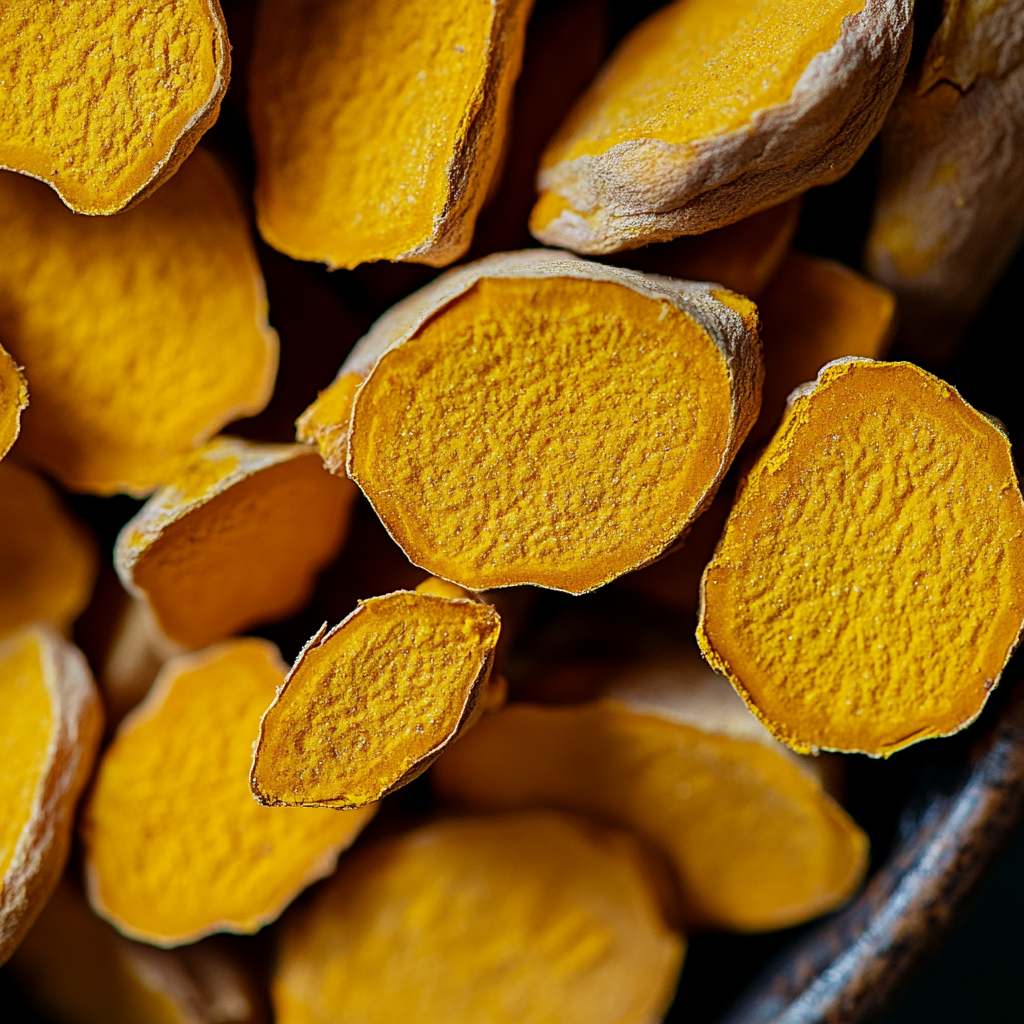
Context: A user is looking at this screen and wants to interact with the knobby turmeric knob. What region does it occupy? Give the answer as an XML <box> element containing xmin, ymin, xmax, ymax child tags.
<box><xmin>698</xmin><ymin>358</ymin><xmax>1024</xmax><ymax>757</ymax></box>
<box><xmin>0</xmin><ymin>344</ymin><xmax>27</xmax><ymax>462</ymax></box>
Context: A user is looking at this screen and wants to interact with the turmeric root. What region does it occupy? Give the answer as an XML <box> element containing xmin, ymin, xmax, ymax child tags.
<box><xmin>0</xmin><ymin>343</ymin><xmax>27</xmax><ymax>461</ymax></box>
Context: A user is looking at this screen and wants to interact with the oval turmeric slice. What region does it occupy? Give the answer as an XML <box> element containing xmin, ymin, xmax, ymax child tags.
<box><xmin>0</xmin><ymin>1</ymin><xmax>229</xmax><ymax>215</ymax></box>
<box><xmin>531</xmin><ymin>0</ymin><xmax>912</xmax><ymax>254</ymax></box>
<box><xmin>0</xmin><ymin>343</ymin><xmax>27</xmax><ymax>462</ymax></box>
<box><xmin>1</xmin><ymin>625</ymin><xmax>103</xmax><ymax>965</ymax></box>
<box><xmin>82</xmin><ymin>639</ymin><xmax>376</xmax><ymax>946</ymax></box>
<box><xmin>273</xmin><ymin>811</ymin><xmax>684</xmax><ymax>1024</ymax></box>
<box><xmin>0</xmin><ymin>149</ymin><xmax>278</xmax><ymax>496</ymax></box>
<box><xmin>698</xmin><ymin>358</ymin><xmax>1024</xmax><ymax>757</ymax></box>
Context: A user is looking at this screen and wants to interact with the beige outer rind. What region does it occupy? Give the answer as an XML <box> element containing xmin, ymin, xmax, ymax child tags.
<box><xmin>532</xmin><ymin>0</ymin><xmax>913</xmax><ymax>254</ymax></box>
<box><xmin>0</xmin><ymin>626</ymin><xmax>103</xmax><ymax>966</ymax></box>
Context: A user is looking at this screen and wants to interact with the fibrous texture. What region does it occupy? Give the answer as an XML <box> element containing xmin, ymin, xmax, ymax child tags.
<box><xmin>82</xmin><ymin>640</ymin><xmax>376</xmax><ymax>946</ymax></box>
<box><xmin>0</xmin><ymin>461</ymin><xmax>97</xmax><ymax>639</ymax></box>
<box><xmin>865</xmin><ymin>0</ymin><xmax>1024</xmax><ymax>363</ymax></box>
<box><xmin>698</xmin><ymin>359</ymin><xmax>1024</xmax><ymax>756</ymax></box>
<box><xmin>306</xmin><ymin>250</ymin><xmax>762</xmax><ymax>593</ymax></box>
<box><xmin>0</xmin><ymin>343</ymin><xmax>27</xmax><ymax>461</ymax></box>
<box><xmin>0</xmin><ymin>0</ymin><xmax>229</xmax><ymax>215</ymax></box>
<box><xmin>252</xmin><ymin>588</ymin><xmax>501</xmax><ymax>810</ymax></box>
<box><xmin>115</xmin><ymin>436</ymin><xmax>357</xmax><ymax>650</ymax></box>
<box><xmin>0</xmin><ymin>149</ymin><xmax>278</xmax><ymax>496</ymax></box>
<box><xmin>273</xmin><ymin>812</ymin><xmax>684</xmax><ymax>1024</ymax></box>
<box><xmin>250</xmin><ymin>0</ymin><xmax>534</xmax><ymax>269</ymax></box>
<box><xmin>0</xmin><ymin>625</ymin><xmax>103</xmax><ymax>966</ymax></box>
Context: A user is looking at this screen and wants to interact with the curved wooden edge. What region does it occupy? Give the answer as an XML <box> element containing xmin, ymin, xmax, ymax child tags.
<box><xmin>718</xmin><ymin>676</ymin><xmax>1024</xmax><ymax>1024</ymax></box>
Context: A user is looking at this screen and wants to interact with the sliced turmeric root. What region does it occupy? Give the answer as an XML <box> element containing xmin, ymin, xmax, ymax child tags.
<box><xmin>0</xmin><ymin>343</ymin><xmax>27</xmax><ymax>462</ymax></box>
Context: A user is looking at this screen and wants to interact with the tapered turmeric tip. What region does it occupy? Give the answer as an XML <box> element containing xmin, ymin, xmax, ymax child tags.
<box><xmin>0</xmin><ymin>150</ymin><xmax>278</xmax><ymax>497</ymax></box>
<box><xmin>273</xmin><ymin>812</ymin><xmax>684</xmax><ymax>1024</ymax></box>
<box><xmin>249</xmin><ymin>0</ymin><xmax>534</xmax><ymax>269</ymax></box>
<box><xmin>0</xmin><ymin>0</ymin><xmax>229</xmax><ymax>215</ymax></box>
<box><xmin>698</xmin><ymin>359</ymin><xmax>1024</xmax><ymax>758</ymax></box>
<box><xmin>530</xmin><ymin>0</ymin><xmax>913</xmax><ymax>254</ymax></box>
<box><xmin>0</xmin><ymin>626</ymin><xmax>102</xmax><ymax>966</ymax></box>
<box><xmin>299</xmin><ymin>251</ymin><xmax>763</xmax><ymax>594</ymax></box>
<box><xmin>0</xmin><ymin>343</ymin><xmax>27</xmax><ymax>462</ymax></box>
<box><xmin>82</xmin><ymin>640</ymin><xmax>376</xmax><ymax>946</ymax></box>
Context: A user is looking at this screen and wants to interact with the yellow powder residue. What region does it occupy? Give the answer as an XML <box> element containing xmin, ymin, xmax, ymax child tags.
<box><xmin>699</xmin><ymin>360</ymin><xmax>1024</xmax><ymax>756</ymax></box>
<box><xmin>350</xmin><ymin>276</ymin><xmax>732</xmax><ymax>593</ymax></box>
<box><xmin>295</xmin><ymin>371</ymin><xmax>363</xmax><ymax>475</ymax></box>
<box><xmin>252</xmin><ymin>592</ymin><xmax>501</xmax><ymax>809</ymax></box>
<box><xmin>0</xmin><ymin>343</ymin><xmax>28</xmax><ymax>461</ymax></box>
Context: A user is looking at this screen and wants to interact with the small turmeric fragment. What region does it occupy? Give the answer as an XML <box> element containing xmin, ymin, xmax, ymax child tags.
<box><xmin>0</xmin><ymin>343</ymin><xmax>27</xmax><ymax>461</ymax></box>
<box><xmin>698</xmin><ymin>359</ymin><xmax>1024</xmax><ymax>756</ymax></box>
<box><xmin>0</xmin><ymin>625</ymin><xmax>103</xmax><ymax>965</ymax></box>
<box><xmin>273</xmin><ymin>811</ymin><xmax>684</xmax><ymax>1024</ymax></box>
<box><xmin>0</xmin><ymin>0</ymin><xmax>229</xmax><ymax>215</ymax></box>
<box><xmin>82</xmin><ymin>639</ymin><xmax>376</xmax><ymax>946</ymax></box>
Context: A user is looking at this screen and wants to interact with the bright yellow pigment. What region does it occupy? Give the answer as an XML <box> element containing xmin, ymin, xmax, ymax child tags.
<box><xmin>296</xmin><ymin>371</ymin><xmax>363</xmax><ymax>475</ymax></box>
<box><xmin>0</xmin><ymin>344</ymin><xmax>27</xmax><ymax>461</ymax></box>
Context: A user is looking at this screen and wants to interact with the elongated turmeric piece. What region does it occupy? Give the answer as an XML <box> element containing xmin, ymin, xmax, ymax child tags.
<box><xmin>0</xmin><ymin>149</ymin><xmax>278</xmax><ymax>496</ymax></box>
<box><xmin>82</xmin><ymin>639</ymin><xmax>375</xmax><ymax>946</ymax></box>
<box><xmin>530</xmin><ymin>0</ymin><xmax>912</xmax><ymax>253</ymax></box>
<box><xmin>0</xmin><ymin>626</ymin><xmax>103</xmax><ymax>965</ymax></box>
<box><xmin>274</xmin><ymin>811</ymin><xmax>684</xmax><ymax>1024</ymax></box>
<box><xmin>698</xmin><ymin>358</ymin><xmax>1024</xmax><ymax>756</ymax></box>
<box><xmin>0</xmin><ymin>343</ymin><xmax>27</xmax><ymax>461</ymax></box>
<box><xmin>299</xmin><ymin>250</ymin><xmax>762</xmax><ymax>594</ymax></box>
<box><xmin>250</xmin><ymin>0</ymin><xmax>534</xmax><ymax>269</ymax></box>
<box><xmin>115</xmin><ymin>437</ymin><xmax>357</xmax><ymax>650</ymax></box>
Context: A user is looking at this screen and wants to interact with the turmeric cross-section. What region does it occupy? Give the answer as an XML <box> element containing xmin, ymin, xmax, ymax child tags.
<box><xmin>0</xmin><ymin>344</ymin><xmax>27</xmax><ymax>462</ymax></box>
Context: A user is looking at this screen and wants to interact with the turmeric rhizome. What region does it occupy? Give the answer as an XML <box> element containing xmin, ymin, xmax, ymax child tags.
<box><xmin>0</xmin><ymin>343</ymin><xmax>27</xmax><ymax>461</ymax></box>
<box><xmin>0</xmin><ymin>149</ymin><xmax>278</xmax><ymax>496</ymax></box>
<box><xmin>0</xmin><ymin>0</ymin><xmax>229</xmax><ymax>215</ymax></box>
<box><xmin>0</xmin><ymin>625</ymin><xmax>103</xmax><ymax>965</ymax></box>
<box><xmin>434</xmin><ymin>648</ymin><xmax>867</xmax><ymax>932</ymax></box>
<box><xmin>273</xmin><ymin>811</ymin><xmax>684</xmax><ymax>1024</ymax></box>
<box><xmin>82</xmin><ymin>639</ymin><xmax>376</xmax><ymax>946</ymax></box>
<box><xmin>250</xmin><ymin>0</ymin><xmax>534</xmax><ymax>269</ymax></box>
<box><xmin>698</xmin><ymin>358</ymin><xmax>1024</xmax><ymax>757</ymax></box>
<box><xmin>530</xmin><ymin>0</ymin><xmax>913</xmax><ymax>254</ymax></box>
<box><xmin>251</xmin><ymin>580</ymin><xmax>501</xmax><ymax>810</ymax></box>
<box><xmin>299</xmin><ymin>250</ymin><xmax>763</xmax><ymax>594</ymax></box>
<box><xmin>115</xmin><ymin>437</ymin><xmax>357</xmax><ymax>651</ymax></box>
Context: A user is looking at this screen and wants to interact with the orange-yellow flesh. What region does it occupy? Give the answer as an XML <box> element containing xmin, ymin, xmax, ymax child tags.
<box><xmin>350</xmin><ymin>276</ymin><xmax>733</xmax><ymax>593</ymax></box>
<box><xmin>0</xmin><ymin>1</ymin><xmax>224</xmax><ymax>215</ymax></box>
<box><xmin>83</xmin><ymin>640</ymin><xmax>375</xmax><ymax>945</ymax></box>
<box><xmin>0</xmin><ymin>150</ymin><xmax>277</xmax><ymax>496</ymax></box>
<box><xmin>433</xmin><ymin>704</ymin><xmax>867</xmax><ymax>931</ymax></box>
<box><xmin>0</xmin><ymin>461</ymin><xmax>97</xmax><ymax>637</ymax></box>
<box><xmin>273</xmin><ymin>812</ymin><xmax>684</xmax><ymax>1024</ymax></box>
<box><xmin>295</xmin><ymin>371</ymin><xmax>362</xmax><ymax>474</ymax></box>
<box><xmin>253</xmin><ymin>593</ymin><xmax>501</xmax><ymax>809</ymax></box>
<box><xmin>540</xmin><ymin>0</ymin><xmax>865</xmax><ymax>167</ymax></box>
<box><xmin>700</xmin><ymin>360</ymin><xmax>1024</xmax><ymax>756</ymax></box>
<box><xmin>251</xmin><ymin>0</ymin><xmax>494</xmax><ymax>267</ymax></box>
<box><xmin>0</xmin><ymin>344</ymin><xmax>27</xmax><ymax>460</ymax></box>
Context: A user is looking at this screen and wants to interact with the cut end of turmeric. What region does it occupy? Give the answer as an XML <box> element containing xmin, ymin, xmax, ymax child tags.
<box><xmin>295</xmin><ymin>372</ymin><xmax>363</xmax><ymax>475</ymax></box>
<box><xmin>0</xmin><ymin>344</ymin><xmax>28</xmax><ymax>461</ymax></box>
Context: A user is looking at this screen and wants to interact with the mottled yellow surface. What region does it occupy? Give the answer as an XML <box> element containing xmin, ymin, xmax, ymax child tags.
<box><xmin>83</xmin><ymin>640</ymin><xmax>375</xmax><ymax>945</ymax></box>
<box><xmin>0</xmin><ymin>151</ymin><xmax>278</xmax><ymax>495</ymax></box>
<box><xmin>699</xmin><ymin>360</ymin><xmax>1024</xmax><ymax>756</ymax></box>
<box><xmin>295</xmin><ymin>371</ymin><xmax>362</xmax><ymax>475</ymax></box>
<box><xmin>273</xmin><ymin>812</ymin><xmax>683</xmax><ymax>1024</ymax></box>
<box><xmin>253</xmin><ymin>592</ymin><xmax>500</xmax><ymax>809</ymax></box>
<box><xmin>350</xmin><ymin>276</ymin><xmax>733</xmax><ymax>593</ymax></box>
<box><xmin>0</xmin><ymin>0</ymin><xmax>227</xmax><ymax>215</ymax></box>
<box><xmin>0</xmin><ymin>344</ymin><xmax>27</xmax><ymax>461</ymax></box>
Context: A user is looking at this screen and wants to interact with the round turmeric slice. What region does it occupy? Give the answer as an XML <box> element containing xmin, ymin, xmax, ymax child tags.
<box><xmin>273</xmin><ymin>811</ymin><xmax>684</xmax><ymax>1024</ymax></box>
<box><xmin>252</xmin><ymin>583</ymin><xmax>502</xmax><ymax>810</ymax></box>
<box><xmin>0</xmin><ymin>149</ymin><xmax>278</xmax><ymax>496</ymax></box>
<box><xmin>698</xmin><ymin>358</ymin><xmax>1024</xmax><ymax>757</ymax></box>
<box><xmin>307</xmin><ymin>250</ymin><xmax>762</xmax><ymax>594</ymax></box>
<box><xmin>0</xmin><ymin>343</ymin><xmax>27</xmax><ymax>462</ymax></box>
<box><xmin>0</xmin><ymin>1</ymin><xmax>229</xmax><ymax>215</ymax></box>
<box><xmin>1</xmin><ymin>625</ymin><xmax>103</xmax><ymax>966</ymax></box>
<box><xmin>115</xmin><ymin>436</ymin><xmax>357</xmax><ymax>651</ymax></box>
<box><xmin>82</xmin><ymin>639</ymin><xmax>376</xmax><ymax>947</ymax></box>
<box><xmin>530</xmin><ymin>0</ymin><xmax>913</xmax><ymax>254</ymax></box>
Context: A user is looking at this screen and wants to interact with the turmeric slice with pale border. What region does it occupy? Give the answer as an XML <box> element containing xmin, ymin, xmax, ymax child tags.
<box><xmin>0</xmin><ymin>343</ymin><xmax>27</xmax><ymax>461</ymax></box>
<box><xmin>250</xmin><ymin>0</ymin><xmax>534</xmax><ymax>269</ymax></box>
<box><xmin>115</xmin><ymin>436</ymin><xmax>357</xmax><ymax>651</ymax></box>
<box><xmin>530</xmin><ymin>0</ymin><xmax>912</xmax><ymax>254</ymax></box>
<box><xmin>252</xmin><ymin>581</ymin><xmax>501</xmax><ymax>810</ymax></box>
<box><xmin>300</xmin><ymin>250</ymin><xmax>762</xmax><ymax>594</ymax></box>
<box><xmin>0</xmin><ymin>625</ymin><xmax>103</xmax><ymax>966</ymax></box>
<box><xmin>698</xmin><ymin>358</ymin><xmax>1024</xmax><ymax>757</ymax></box>
<box><xmin>273</xmin><ymin>811</ymin><xmax>684</xmax><ymax>1024</ymax></box>
<box><xmin>0</xmin><ymin>1</ymin><xmax>229</xmax><ymax>215</ymax></box>
<box><xmin>0</xmin><ymin>149</ymin><xmax>278</xmax><ymax>496</ymax></box>
<box><xmin>82</xmin><ymin>639</ymin><xmax>376</xmax><ymax>946</ymax></box>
